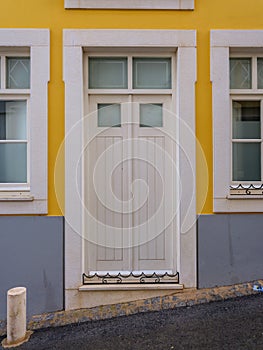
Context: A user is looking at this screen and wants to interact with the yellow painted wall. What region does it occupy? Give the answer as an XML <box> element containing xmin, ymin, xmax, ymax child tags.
<box><xmin>1</xmin><ymin>0</ymin><xmax>263</xmax><ymax>215</ymax></box>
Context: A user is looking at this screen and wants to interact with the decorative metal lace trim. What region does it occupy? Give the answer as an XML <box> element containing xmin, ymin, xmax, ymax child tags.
<box><xmin>230</xmin><ymin>184</ymin><xmax>263</xmax><ymax>195</ymax></box>
<box><xmin>82</xmin><ymin>272</ymin><xmax>179</xmax><ymax>285</ymax></box>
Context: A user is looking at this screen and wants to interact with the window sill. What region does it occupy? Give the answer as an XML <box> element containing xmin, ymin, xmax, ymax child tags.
<box><xmin>214</xmin><ymin>197</ymin><xmax>263</xmax><ymax>213</ymax></box>
<box><xmin>0</xmin><ymin>198</ymin><xmax>47</xmax><ymax>214</ymax></box>
<box><xmin>0</xmin><ymin>193</ymin><xmax>34</xmax><ymax>201</ymax></box>
<box><xmin>64</xmin><ymin>0</ymin><xmax>194</xmax><ymax>10</ymax></box>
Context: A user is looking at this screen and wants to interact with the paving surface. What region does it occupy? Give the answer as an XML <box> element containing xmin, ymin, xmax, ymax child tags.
<box><xmin>1</xmin><ymin>294</ymin><xmax>263</xmax><ymax>350</ymax></box>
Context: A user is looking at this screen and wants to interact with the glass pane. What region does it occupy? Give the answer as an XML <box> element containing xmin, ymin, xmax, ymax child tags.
<box><xmin>257</xmin><ymin>58</ymin><xmax>263</xmax><ymax>89</ymax></box>
<box><xmin>140</xmin><ymin>104</ymin><xmax>163</xmax><ymax>127</ymax></box>
<box><xmin>98</xmin><ymin>104</ymin><xmax>121</xmax><ymax>127</ymax></box>
<box><xmin>133</xmin><ymin>58</ymin><xmax>171</xmax><ymax>89</ymax></box>
<box><xmin>6</xmin><ymin>57</ymin><xmax>30</xmax><ymax>89</ymax></box>
<box><xmin>232</xmin><ymin>142</ymin><xmax>261</xmax><ymax>181</ymax></box>
<box><xmin>0</xmin><ymin>143</ymin><xmax>27</xmax><ymax>183</ymax></box>
<box><xmin>230</xmin><ymin>58</ymin><xmax>251</xmax><ymax>89</ymax></box>
<box><xmin>89</xmin><ymin>57</ymin><xmax>127</xmax><ymax>89</ymax></box>
<box><xmin>0</xmin><ymin>100</ymin><xmax>27</xmax><ymax>140</ymax></box>
<box><xmin>232</xmin><ymin>101</ymin><xmax>260</xmax><ymax>139</ymax></box>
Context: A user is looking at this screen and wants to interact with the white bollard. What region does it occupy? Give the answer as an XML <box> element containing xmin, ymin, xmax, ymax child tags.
<box><xmin>2</xmin><ymin>287</ymin><xmax>32</xmax><ymax>348</ymax></box>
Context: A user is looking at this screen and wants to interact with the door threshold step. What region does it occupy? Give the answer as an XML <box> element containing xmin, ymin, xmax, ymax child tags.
<box><xmin>79</xmin><ymin>284</ymin><xmax>184</xmax><ymax>291</ymax></box>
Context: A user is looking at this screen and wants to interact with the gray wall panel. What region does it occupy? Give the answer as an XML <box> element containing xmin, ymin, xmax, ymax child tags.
<box><xmin>0</xmin><ymin>216</ymin><xmax>64</xmax><ymax>320</ymax></box>
<box><xmin>198</xmin><ymin>214</ymin><xmax>263</xmax><ymax>288</ymax></box>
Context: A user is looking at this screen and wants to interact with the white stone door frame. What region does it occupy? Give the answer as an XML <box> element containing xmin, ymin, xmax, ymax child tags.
<box><xmin>63</xmin><ymin>29</ymin><xmax>197</xmax><ymax>310</ymax></box>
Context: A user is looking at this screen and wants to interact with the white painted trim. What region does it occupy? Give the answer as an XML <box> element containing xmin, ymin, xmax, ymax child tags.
<box><xmin>0</xmin><ymin>29</ymin><xmax>49</xmax><ymax>214</ymax></box>
<box><xmin>63</xmin><ymin>29</ymin><xmax>196</xmax><ymax>309</ymax></box>
<box><xmin>65</xmin><ymin>0</ymin><xmax>194</xmax><ymax>10</ymax></box>
<box><xmin>177</xmin><ymin>46</ymin><xmax>196</xmax><ymax>287</ymax></box>
<box><xmin>63</xmin><ymin>30</ymin><xmax>196</xmax><ymax>48</ymax></box>
<box><xmin>0</xmin><ymin>29</ymin><xmax>49</xmax><ymax>46</ymax></box>
<box><xmin>211</xmin><ymin>30</ymin><xmax>263</xmax><ymax>212</ymax></box>
<box><xmin>211</xmin><ymin>30</ymin><xmax>263</xmax><ymax>48</ymax></box>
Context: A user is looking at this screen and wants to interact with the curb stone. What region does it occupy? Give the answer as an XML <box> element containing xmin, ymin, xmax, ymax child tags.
<box><xmin>0</xmin><ymin>279</ymin><xmax>262</xmax><ymax>336</ymax></box>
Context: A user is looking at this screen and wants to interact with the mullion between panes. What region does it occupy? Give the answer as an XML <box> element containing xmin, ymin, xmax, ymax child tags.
<box><xmin>127</xmin><ymin>55</ymin><xmax>132</xmax><ymax>91</ymax></box>
<box><xmin>1</xmin><ymin>56</ymin><xmax>5</xmax><ymax>90</ymax></box>
<box><xmin>252</xmin><ymin>56</ymin><xmax>257</xmax><ymax>91</ymax></box>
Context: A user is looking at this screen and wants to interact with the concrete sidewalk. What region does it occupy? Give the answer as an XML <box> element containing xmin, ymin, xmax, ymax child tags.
<box><xmin>0</xmin><ymin>279</ymin><xmax>262</xmax><ymax>336</ymax></box>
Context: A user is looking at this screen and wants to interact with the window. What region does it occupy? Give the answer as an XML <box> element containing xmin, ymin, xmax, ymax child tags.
<box><xmin>0</xmin><ymin>55</ymin><xmax>30</xmax><ymax>189</ymax></box>
<box><xmin>0</xmin><ymin>100</ymin><xmax>28</xmax><ymax>184</ymax></box>
<box><xmin>64</xmin><ymin>0</ymin><xmax>194</xmax><ymax>10</ymax></box>
<box><xmin>230</xmin><ymin>55</ymin><xmax>263</xmax><ymax>194</ymax></box>
<box><xmin>0</xmin><ymin>30</ymin><xmax>49</xmax><ymax>214</ymax></box>
<box><xmin>211</xmin><ymin>30</ymin><xmax>263</xmax><ymax>212</ymax></box>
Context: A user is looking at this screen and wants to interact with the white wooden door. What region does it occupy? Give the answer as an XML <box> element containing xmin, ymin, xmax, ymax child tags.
<box><xmin>84</xmin><ymin>94</ymin><xmax>177</xmax><ymax>274</ymax></box>
<box><xmin>132</xmin><ymin>95</ymin><xmax>175</xmax><ymax>272</ymax></box>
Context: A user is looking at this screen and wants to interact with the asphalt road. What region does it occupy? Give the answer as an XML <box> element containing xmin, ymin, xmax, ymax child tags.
<box><xmin>1</xmin><ymin>294</ymin><xmax>263</xmax><ymax>350</ymax></box>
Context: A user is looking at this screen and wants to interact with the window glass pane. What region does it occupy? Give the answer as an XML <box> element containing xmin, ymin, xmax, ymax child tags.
<box><xmin>98</xmin><ymin>104</ymin><xmax>121</xmax><ymax>127</ymax></box>
<box><xmin>0</xmin><ymin>143</ymin><xmax>27</xmax><ymax>183</ymax></box>
<box><xmin>230</xmin><ymin>58</ymin><xmax>251</xmax><ymax>89</ymax></box>
<box><xmin>232</xmin><ymin>101</ymin><xmax>260</xmax><ymax>139</ymax></box>
<box><xmin>6</xmin><ymin>57</ymin><xmax>30</xmax><ymax>89</ymax></box>
<box><xmin>89</xmin><ymin>57</ymin><xmax>127</xmax><ymax>89</ymax></box>
<box><xmin>232</xmin><ymin>142</ymin><xmax>261</xmax><ymax>181</ymax></box>
<box><xmin>140</xmin><ymin>104</ymin><xmax>163</xmax><ymax>127</ymax></box>
<box><xmin>0</xmin><ymin>100</ymin><xmax>27</xmax><ymax>140</ymax></box>
<box><xmin>257</xmin><ymin>58</ymin><xmax>263</xmax><ymax>89</ymax></box>
<box><xmin>133</xmin><ymin>58</ymin><xmax>171</xmax><ymax>89</ymax></box>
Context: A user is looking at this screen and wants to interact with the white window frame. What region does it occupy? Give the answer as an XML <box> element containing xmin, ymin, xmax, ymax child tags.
<box><xmin>211</xmin><ymin>30</ymin><xmax>263</xmax><ymax>212</ymax></box>
<box><xmin>64</xmin><ymin>0</ymin><xmax>194</xmax><ymax>10</ymax></box>
<box><xmin>0</xmin><ymin>95</ymin><xmax>30</xmax><ymax>190</ymax></box>
<box><xmin>0</xmin><ymin>29</ymin><xmax>49</xmax><ymax>214</ymax></box>
<box><xmin>64</xmin><ymin>29</ymin><xmax>196</xmax><ymax>309</ymax></box>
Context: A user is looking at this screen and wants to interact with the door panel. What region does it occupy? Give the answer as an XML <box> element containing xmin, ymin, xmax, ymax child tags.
<box><xmin>84</xmin><ymin>94</ymin><xmax>177</xmax><ymax>274</ymax></box>
<box><xmin>132</xmin><ymin>96</ymin><xmax>175</xmax><ymax>272</ymax></box>
<box><xmin>84</xmin><ymin>95</ymin><xmax>131</xmax><ymax>272</ymax></box>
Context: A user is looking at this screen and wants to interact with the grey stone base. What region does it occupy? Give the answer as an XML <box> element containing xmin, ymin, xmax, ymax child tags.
<box><xmin>198</xmin><ymin>214</ymin><xmax>263</xmax><ymax>288</ymax></box>
<box><xmin>0</xmin><ymin>216</ymin><xmax>64</xmax><ymax>320</ymax></box>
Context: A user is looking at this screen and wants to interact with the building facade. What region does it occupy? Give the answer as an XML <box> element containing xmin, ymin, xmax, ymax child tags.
<box><xmin>0</xmin><ymin>0</ymin><xmax>263</xmax><ymax>320</ymax></box>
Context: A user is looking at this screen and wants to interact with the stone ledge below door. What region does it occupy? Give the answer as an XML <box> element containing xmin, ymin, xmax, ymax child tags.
<box><xmin>0</xmin><ymin>279</ymin><xmax>262</xmax><ymax>336</ymax></box>
<box><xmin>79</xmin><ymin>284</ymin><xmax>184</xmax><ymax>291</ymax></box>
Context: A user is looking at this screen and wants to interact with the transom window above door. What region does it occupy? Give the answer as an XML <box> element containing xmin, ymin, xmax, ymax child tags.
<box><xmin>88</xmin><ymin>56</ymin><xmax>172</xmax><ymax>91</ymax></box>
